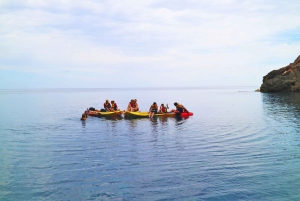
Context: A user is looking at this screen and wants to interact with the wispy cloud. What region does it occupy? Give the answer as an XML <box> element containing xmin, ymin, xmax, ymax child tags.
<box><xmin>0</xmin><ymin>0</ymin><xmax>300</xmax><ymax>88</ymax></box>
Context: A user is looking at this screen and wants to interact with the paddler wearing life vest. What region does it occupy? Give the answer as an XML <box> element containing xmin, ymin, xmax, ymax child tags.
<box><xmin>104</xmin><ymin>99</ymin><xmax>112</xmax><ymax>111</ymax></box>
<box><xmin>171</xmin><ymin>102</ymin><xmax>189</xmax><ymax>114</ymax></box>
<box><xmin>149</xmin><ymin>102</ymin><xmax>158</xmax><ymax>118</ymax></box>
<box><xmin>158</xmin><ymin>103</ymin><xmax>169</xmax><ymax>113</ymax></box>
<box><xmin>110</xmin><ymin>100</ymin><xmax>119</xmax><ymax>111</ymax></box>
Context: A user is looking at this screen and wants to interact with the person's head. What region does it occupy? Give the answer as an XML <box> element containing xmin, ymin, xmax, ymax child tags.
<box><xmin>161</xmin><ymin>103</ymin><xmax>164</xmax><ymax>106</ymax></box>
<box><xmin>153</xmin><ymin>102</ymin><xmax>157</xmax><ymax>105</ymax></box>
<box><xmin>111</xmin><ymin>100</ymin><xmax>115</xmax><ymax>103</ymax></box>
<box><xmin>106</xmin><ymin>99</ymin><xmax>109</xmax><ymax>103</ymax></box>
<box><xmin>81</xmin><ymin>113</ymin><xmax>87</xmax><ymax>120</ymax></box>
<box><xmin>131</xmin><ymin>99</ymin><xmax>134</xmax><ymax>102</ymax></box>
<box><xmin>134</xmin><ymin>99</ymin><xmax>137</xmax><ymax>102</ymax></box>
<box><xmin>174</xmin><ymin>102</ymin><xmax>178</xmax><ymax>106</ymax></box>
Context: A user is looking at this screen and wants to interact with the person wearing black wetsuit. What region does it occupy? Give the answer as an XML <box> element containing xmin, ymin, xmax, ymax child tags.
<box><xmin>173</xmin><ymin>102</ymin><xmax>189</xmax><ymax>114</ymax></box>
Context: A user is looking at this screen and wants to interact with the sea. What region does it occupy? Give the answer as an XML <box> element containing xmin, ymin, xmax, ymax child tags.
<box><xmin>1</xmin><ymin>87</ymin><xmax>300</xmax><ymax>201</ymax></box>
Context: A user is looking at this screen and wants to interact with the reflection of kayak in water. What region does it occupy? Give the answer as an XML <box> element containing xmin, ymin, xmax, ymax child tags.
<box><xmin>89</xmin><ymin>110</ymin><xmax>123</xmax><ymax>117</ymax></box>
<box><xmin>124</xmin><ymin>111</ymin><xmax>193</xmax><ymax>118</ymax></box>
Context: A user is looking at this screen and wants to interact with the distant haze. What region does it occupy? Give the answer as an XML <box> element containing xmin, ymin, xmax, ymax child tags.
<box><xmin>1</xmin><ymin>0</ymin><xmax>300</xmax><ymax>88</ymax></box>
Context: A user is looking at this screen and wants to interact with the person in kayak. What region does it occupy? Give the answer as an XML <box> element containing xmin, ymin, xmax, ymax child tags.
<box><xmin>149</xmin><ymin>102</ymin><xmax>158</xmax><ymax>118</ymax></box>
<box><xmin>110</xmin><ymin>100</ymin><xmax>119</xmax><ymax>111</ymax></box>
<box><xmin>127</xmin><ymin>99</ymin><xmax>134</xmax><ymax>111</ymax></box>
<box><xmin>133</xmin><ymin>99</ymin><xmax>139</xmax><ymax>111</ymax></box>
<box><xmin>104</xmin><ymin>100</ymin><xmax>112</xmax><ymax>111</ymax></box>
<box><xmin>158</xmin><ymin>103</ymin><xmax>169</xmax><ymax>113</ymax></box>
<box><xmin>171</xmin><ymin>102</ymin><xmax>189</xmax><ymax>114</ymax></box>
<box><xmin>127</xmin><ymin>99</ymin><xmax>139</xmax><ymax>112</ymax></box>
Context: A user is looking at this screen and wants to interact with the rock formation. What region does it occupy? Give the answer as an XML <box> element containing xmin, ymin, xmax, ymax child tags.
<box><xmin>260</xmin><ymin>55</ymin><xmax>300</xmax><ymax>92</ymax></box>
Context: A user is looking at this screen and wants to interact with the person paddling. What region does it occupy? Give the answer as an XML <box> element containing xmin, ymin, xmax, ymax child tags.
<box><xmin>149</xmin><ymin>102</ymin><xmax>158</xmax><ymax>118</ymax></box>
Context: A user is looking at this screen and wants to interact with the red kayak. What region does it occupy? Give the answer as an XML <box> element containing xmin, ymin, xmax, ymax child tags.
<box><xmin>178</xmin><ymin>112</ymin><xmax>193</xmax><ymax>117</ymax></box>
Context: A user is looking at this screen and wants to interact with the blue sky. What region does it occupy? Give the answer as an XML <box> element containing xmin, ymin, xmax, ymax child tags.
<box><xmin>0</xmin><ymin>0</ymin><xmax>300</xmax><ymax>88</ymax></box>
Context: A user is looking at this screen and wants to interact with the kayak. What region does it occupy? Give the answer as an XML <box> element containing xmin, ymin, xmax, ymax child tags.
<box><xmin>89</xmin><ymin>110</ymin><xmax>100</xmax><ymax>117</ymax></box>
<box><xmin>89</xmin><ymin>110</ymin><xmax>123</xmax><ymax>117</ymax></box>
<box><xmin>99</xmin><ymin>111</ymin><xmax>123</xmax><ymax>117</ymax></box>
<box><xmin>180</xmin><ymin>112</ymin><xmax>193</xmax><ymax>117</ymax></box>
<box><xmin>124</xmin><ymin>111</ymin><xmax>148</xmax><ymax>118</ymax></box>
<box><xmin>124</xmin><ymin>111</ymin><xmax>193</xmax><ymax>118</ymax></box>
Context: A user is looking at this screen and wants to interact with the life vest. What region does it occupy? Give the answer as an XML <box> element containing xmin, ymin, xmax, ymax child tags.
<box><xmin>160</xmin><ymin>106</ymin><xmax>167</xmax><ymax>113</ymax></box>
<box><xmin>130</xmin><ymin>102</ymin><xmax>134</xmax><ymax>107</ymax></box>
<box><xmin>104</xmin><ymin>102</ymin><xmax>111</xmax><ymax>108</ymax></box>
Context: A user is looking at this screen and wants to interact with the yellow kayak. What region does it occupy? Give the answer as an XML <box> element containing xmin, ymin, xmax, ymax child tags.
<box><xmin>124</xmin><ymin>111</ymin><xmax>175</xmax><ymax>117</ymax></box>
<box><xmin>99</xmin><ymin>111</ymin><xmax>123</xmax><ymax>117</ymax></box>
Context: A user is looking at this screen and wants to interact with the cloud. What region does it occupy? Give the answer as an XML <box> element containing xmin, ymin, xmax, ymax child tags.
<box><xmin>0</xmin><ymin>0</ymin><xmax>300</xmax><ymax>88</ymax></box>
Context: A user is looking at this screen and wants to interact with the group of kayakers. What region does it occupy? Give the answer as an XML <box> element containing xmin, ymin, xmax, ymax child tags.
<box><xmin>148</xmin><ymin>102</ymin><xmax>189</xmax><ymax>118</ymax></box>
<box><xmin>103</xmin><ymin>99</ymin><xmax>139</xmax><ymax>112</ymax></box>
<box><xmin>81</xmin><ymin>99</ymin><xmax>189</xmax><ymax>120</ymax></box>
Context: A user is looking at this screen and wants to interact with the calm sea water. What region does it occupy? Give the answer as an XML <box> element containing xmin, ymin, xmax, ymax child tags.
<box><xmin>1</xmin><ymin>87</ymin><xmax>300</xmax><ymax>201</ymax></box>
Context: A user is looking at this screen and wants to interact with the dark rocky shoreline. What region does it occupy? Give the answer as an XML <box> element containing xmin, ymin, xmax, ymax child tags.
<box><xmin>260</xmin><ymin>55</ymin><xmax>300</xmax><ymax>92</ymax></box>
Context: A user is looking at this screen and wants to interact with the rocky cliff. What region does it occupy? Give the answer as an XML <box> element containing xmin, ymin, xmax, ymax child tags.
<box><xmin>260</xmin><ymin>55</ymin><xmax>300</xmax><ymax>92</ymax></box>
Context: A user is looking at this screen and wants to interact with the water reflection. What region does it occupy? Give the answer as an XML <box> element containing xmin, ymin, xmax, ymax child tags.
<box><xmin>261</xmin><ymin>92</ymin><xmax>300</xmax><ymax>159</ymax></box>
<box><xmin>150</xmin><ymin>117</ymin><xmax>159</xmax><ymax>134</ymax></box>
<box><xmin>81</xmin><ymin>120</ymin><xmax>86</xmax><ymax>128</ymax></box>
<box><xmin>100</xmin><ymin>116</ymin><xmax>123</xmax><ymax>121</ymax></box>
<box><xmin>262</xmin><ymin>93</ymin><xmax>300</xmax><ymax>121</ymax></box>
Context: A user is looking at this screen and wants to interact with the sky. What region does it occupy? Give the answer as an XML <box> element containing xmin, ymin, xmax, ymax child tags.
<box><xmin>0</xmin><ymin>0</ymin><xmax>300</xmax><ymax>89</ymax></box>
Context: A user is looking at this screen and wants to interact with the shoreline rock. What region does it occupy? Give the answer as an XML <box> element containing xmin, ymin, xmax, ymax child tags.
<box><xmin>260</xmin><ymin>55</ymin><xmax>300</xmax><ymax>92</ymax></box>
